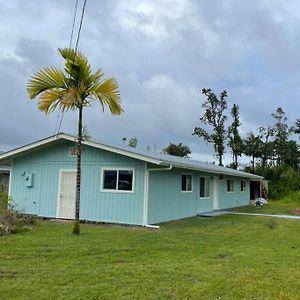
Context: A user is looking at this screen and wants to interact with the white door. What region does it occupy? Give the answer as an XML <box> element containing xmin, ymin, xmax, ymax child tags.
<box><xmin>57</xmin><ymin>171</ymin><xmax>76</xmax><ymax>219</ymax></box>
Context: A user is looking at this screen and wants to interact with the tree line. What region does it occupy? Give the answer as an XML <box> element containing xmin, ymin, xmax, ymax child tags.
<box><xmin>192</xmin><ymin>88</ymin><xmax>300</xmax><ymax>173</ymax></box>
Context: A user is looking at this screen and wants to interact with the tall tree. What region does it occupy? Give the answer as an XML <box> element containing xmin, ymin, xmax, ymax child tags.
<box><xmin>244</xmin><ymin>132</ymin><xmax>263</xmax><ymax>173</ymax></box>
<box><xmin>27</xmin><ymin>48</ymin><xmax>122</xmax><ymax>234</ymax></box>
<box><xmin>271</xmin><ymin>107</ymin><xmax>290</xmax><ymax>165</ymax></box>
<box><xmin>292</xmin><ymin>118</ymin><xmax>300</xmax><ymax>137</ymax></box>
<box><xmin>258</xmin><ymin>126</ymin><xmax>274</xmax><ymax>167</ymax></box>
<box><xmin>228</xmin><ymin>104</ymin><xmax>243</xmax><ymax>169</ymax></box>
<box><xmin>162</xmin><ymin>142</ymin><xmax>191</xmax><ymax>158</ymax></box>
<box><xmin>193</xmin><ymin>88</ymin><xmax>227</xmax><ymax>165</ymax></box>
<box><xmin>281</xmin><ymin>140</ymin><xmax>300</xmax><ymax>169</ymax></box>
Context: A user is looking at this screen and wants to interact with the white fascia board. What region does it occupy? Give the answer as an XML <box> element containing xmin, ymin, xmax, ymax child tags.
<box><xmin>0</xmin><ymin>133</ymin><xmax>162</xmax><ymax>166</ymax></box>
<box><xmin>0</xmin><ymin>134</ymin><xmax>64</xmax><ymax>161</ymax></box>
<box><xmin>168</xmin><ymin>162</ymin><xmax>263</xmax><ymax>180</ymax></box>
<box><xmin>82</xmin><ymin>140</ymin><xmax>162</xmax><ymax>165</ymax></box>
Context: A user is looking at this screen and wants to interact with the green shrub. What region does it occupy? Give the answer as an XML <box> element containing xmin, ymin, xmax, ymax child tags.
<box><xmin>247</xmin><ymin>165</ymin><xmax>300</xmax><ymax>199</ymax></box>
<box><xmin>0</xmin><ymin>187</ymin><xmax>36</xmax><ymax>236</ymax></box>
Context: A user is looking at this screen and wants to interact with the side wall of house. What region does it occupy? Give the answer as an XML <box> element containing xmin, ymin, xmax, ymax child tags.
<box><xmin>10</xmin><ymin>141</ymin><xmax>145</xmax><ymax>225</ymax></box>
<box><xmin>218</xmin><ymin>177</ymin><xmax>250</xmax><ymax>209</ymax></box>
<box><xmin>147</xmin><ymin>168</ymin><xmax>215</xmax><ymax>224</ymax></box>
<box><xmin>147</xmin><ymin>168</ymin><xmax>251</xmax><ymax>224</ymax></box>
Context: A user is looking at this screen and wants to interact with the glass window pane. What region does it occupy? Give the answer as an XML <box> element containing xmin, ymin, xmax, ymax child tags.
<box><xmin>103</xmin><ymin>170</ymin><xmax>117</xmax><ymax>189</ymax></box>
<box><xmin>118</xmin><ymin>170</ymin><xmax>133</xmax><ymax>191</ymax></box>
<box><xmin>181</xmin><ymin>175</ymin><xmax>187</xmax><ymax>191</ymax></box>
<box><xmin>200</xmin><ymin>177</ymin><xmax>205</xmax><ymax>197</ymax></box>
<box><xmin>241</xmin><ymin>181</ymin><xmax>246</xmax><ymax>191</ymax></box>
<box><xmin>186</xmin><ymin>175</ymin><xmax>192</xmax><ymax>191</ymax></box>
<box><xmin>205</xmin><ymin>178</ymin><xmax>210</xmax><ymax>197</ymax></box>
<box><xmin>227</xmin><ymin>180</ymin><xmax>234</xmax><ymax>192</ymax></box>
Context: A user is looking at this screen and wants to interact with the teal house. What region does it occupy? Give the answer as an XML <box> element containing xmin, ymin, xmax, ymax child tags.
<box><xmin>0</xmin><ymin>133</ymin><xmax>262</xmax><ymax>226</ymax></box>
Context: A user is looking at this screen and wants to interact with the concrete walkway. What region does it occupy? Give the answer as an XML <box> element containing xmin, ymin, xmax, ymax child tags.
<box><xmin>226</xmin><ymin>212</ymin><xmax>300</xmax><ymax>220</ymax></box>
<box><xmin>198</xmin><ymin>210</ymin><xmax>300</xmax><ymax>220</ymax></box>
<box><xmin>198</xmin><ymin>211</ymin><xmax>229</xmax><ymax>217</ymax></box>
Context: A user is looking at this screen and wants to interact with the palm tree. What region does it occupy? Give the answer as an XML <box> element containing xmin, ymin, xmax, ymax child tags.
<box><xmin>27</xmin><ymin>48</ymin><xmax>122</xmax><ymax>234</ymax></box>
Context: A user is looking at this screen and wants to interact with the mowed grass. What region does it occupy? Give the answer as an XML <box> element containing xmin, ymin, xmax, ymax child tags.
<box><xmin>1</xmin><ymin>216</ymin><xmax>300</xmax><ymax>300</ymax></box>
<box><xmin>231</xmin><ymin>191</ymin><xmax>300</xmax><ymax>215</ymax></box>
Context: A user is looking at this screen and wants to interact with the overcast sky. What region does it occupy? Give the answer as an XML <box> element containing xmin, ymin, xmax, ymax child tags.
<box><xmin>1</xmin><ymin>0</ymin><xmax>300</xmax><ymax>164</ymax></box>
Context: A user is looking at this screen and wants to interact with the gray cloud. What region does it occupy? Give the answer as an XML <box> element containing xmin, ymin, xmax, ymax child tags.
<box><xmin>1</xmin><ymin>0</ymin><xmax>300</xmax><ymax>164</ymax></box>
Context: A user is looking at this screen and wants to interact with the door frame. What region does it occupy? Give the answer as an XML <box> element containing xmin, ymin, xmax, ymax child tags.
<box><xmin>56</xmin><ymin>169</ymin><xmax>76</xmax><ymax>218</ymax></box>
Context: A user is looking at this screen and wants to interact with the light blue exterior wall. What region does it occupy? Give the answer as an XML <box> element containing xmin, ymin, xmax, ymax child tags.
<box><xmin>147</xmin><ymin>168</ymin><xmax>215</xmax><ymax>224</ymax></box>
<box><xmin>218</xmin><ymin>177</ymin><xmax>250</xmax><ymax>209</ymax></box>
<box><xmin>10</xmin><ymin>141</ymin><xmax>145</xmax><ymax>225</ymax></box>
<box><xmin>8</xmin><ymin>140</ymin><xmax>252</xmax><ymax>226</ymax></box>
<box><xmin>147</xmin><ymin>168</ymin><xmax>251</xmax><ymax>224</ymax></box>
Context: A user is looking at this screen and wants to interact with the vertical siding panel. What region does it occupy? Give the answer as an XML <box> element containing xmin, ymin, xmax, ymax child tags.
<box><xmin>10</xmin><ymin>141</ymin><xmax>145</xmax><ymax>225</ymax></box>
<box><xmin>218</xmin><ymin>177</ymin><xmax>250</xmax><ymax>209</ymax></box>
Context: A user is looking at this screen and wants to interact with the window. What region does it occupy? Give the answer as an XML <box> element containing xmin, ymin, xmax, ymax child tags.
<box><xmin>219</xmin><ymin>174</ymin><xmax>224</xmax><ymax>180</ymax></box>
<box><xmin>102</xmin><ymin>169</ymin><xmax>134</xmax><ymax>192</ymax></box>
<box><xmin>181</xmin><ymin>174</ymin><xmax>192</xmax><ymax>192</ymax></box>
<box><xmin>227</xmin><ymin>180</ymin><xmax>234</xmax><ymax>192</ymax></box>
<box><xmin>241</xmin><ymin>181</ymin><xmax>246</xmax><ymax>192</ymax></box>
<box><xmin>200</xmin><ymin>177</ymin><xmax>210</xmax><ymax>198</ymax></box>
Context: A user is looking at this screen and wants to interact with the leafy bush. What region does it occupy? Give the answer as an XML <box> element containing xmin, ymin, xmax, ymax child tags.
<box><xmin>0</xmin><ymin>186</ymin><xmax>36</xmax><ymax>236</ymax></box>
<box><xmin>251</xmin><ymin>165</ymin><xmax>300</xmax><ymax>199</ymax></box>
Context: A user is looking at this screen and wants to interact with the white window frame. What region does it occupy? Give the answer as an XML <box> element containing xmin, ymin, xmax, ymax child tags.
<box><xmin>241</xmin><ymin>180</ymin><xmax>246</xmax><ymax>192</ymax></box>
<box><xmin>181</xmin><ymin>174</ymin><xmax>193</xmax><ymax>193</ymax></box>
<box><xmin>101</xmin><ymin>168</ymin><xmax>135</xmax><ymax>193</ymax></box>
<box><xmin>199</xmin><ymin>176</ymin><xmax>210</xmax><ymax>198</ymax></box>
<box><xmin>227</xmin><ymin>179</ymin><xmax>234</xmax><ymax>193</ymax></box>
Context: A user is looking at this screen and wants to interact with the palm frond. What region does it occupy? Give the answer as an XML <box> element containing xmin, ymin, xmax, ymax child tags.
<box><xmin>91</xmin><ymin>78</ymin><xmax>122</xmax><ymax>115</ymax></box>
<box><xmin>59</xmin><ymin>48</ymin><xmax>93</xmax><ymax>87</ymax></box>
<box><xmin>27</xmin><ymin>67</ymin><xmax>67</xmax><ymax>99</ymax></box>
<box><xmin>27</xmin><ymin>48</ymin><xmax>123</xmax><ymax>117</ymax></box>
<box><xmin>38</xmin><ymin>89</ymin><xmax>62</xmax><ymax>113</ymax></box>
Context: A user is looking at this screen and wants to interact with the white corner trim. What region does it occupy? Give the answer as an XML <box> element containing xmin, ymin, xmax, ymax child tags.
<box><xmin>143</xmin><ymin>163</ymin><xmax>149</xmax><ymax>226</ymax></box>
<box><xmin>8</xmin><ymin>166</ymin><xmax>12</xmax><ymax>198</ymax></box>
<box><xmin>143</xmin><ymin>164</ymin><xmax>172</xmax><ymax>227</ymax></box>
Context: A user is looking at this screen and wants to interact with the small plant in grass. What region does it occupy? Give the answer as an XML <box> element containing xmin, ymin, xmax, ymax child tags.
<box><xmin>267</xmin><ymin>219</ymin><xmax>278</xmax><ymax>230</ymax></box>
<box><xmin>0</xmin><ymin>187</ymin><xmax>36</xmax><ymax>236</ymax></box>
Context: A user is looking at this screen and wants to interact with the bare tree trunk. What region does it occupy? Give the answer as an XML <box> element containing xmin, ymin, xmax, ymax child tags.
<box><xmin>73</xmin><ymin>106</ymin><xmax>83</xmax><ymax>234</ymax></box>
<box><xmin>234</xmin><ymin>153</ymin><xmax>238</xmax><ymax>169</ymax></box>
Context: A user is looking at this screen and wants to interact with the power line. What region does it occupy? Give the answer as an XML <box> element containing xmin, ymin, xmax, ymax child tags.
<box><xmin>75</xmin><ymin>0</ymin><xmax>87</xmax><ymax>53</ymax></box>
<box><xmin>55</xmin><ymin>0</ymin><xmax>88</xmax><ymax>136</ymax></box>
<box><xmin>55</xmin><ymin>0</ymin><xmax>79</xmax><ymax>135</ymax></box>
<box><xmin>69</xmin><ymin>0</ymin><xmax>79</xmax><ymax>49</ymax></box>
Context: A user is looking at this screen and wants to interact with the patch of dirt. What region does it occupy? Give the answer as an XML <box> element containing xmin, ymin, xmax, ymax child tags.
<box><xmin>289</xmin><ymin>209</ymin><xmax>300</xmax><ymax>216</ymax></box>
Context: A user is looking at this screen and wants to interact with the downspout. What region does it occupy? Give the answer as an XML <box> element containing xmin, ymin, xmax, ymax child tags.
<box><xmin>143</xmin><ymin>163</ymin><xmax>173</xmax><ymax>229</ymax></box>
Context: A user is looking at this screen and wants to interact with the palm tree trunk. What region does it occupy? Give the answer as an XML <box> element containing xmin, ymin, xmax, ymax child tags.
<box><xmin>73</xmin><ymin>106</ymin><xmax>83</xmax><ymax>234</ymax></box>
<box><xmin>233</xmin><ymin>153</ymin><xmax>238</xmax><ymax>169</ymax></box>
<box><xmin>218</xmin><ymin>155</ymin><xmax>223</xmax><ymax>166</ymax></box>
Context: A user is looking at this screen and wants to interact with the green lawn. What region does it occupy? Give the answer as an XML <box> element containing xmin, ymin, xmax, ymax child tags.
<box><xmin>1</xmin><ymin>214</ymin><xmax>300</xmax><ymax>300</ymax></box>
<box><xmin>231</xmin><ymin>191</ymin><xmax>300</xmax><ymax>215</ymax></box>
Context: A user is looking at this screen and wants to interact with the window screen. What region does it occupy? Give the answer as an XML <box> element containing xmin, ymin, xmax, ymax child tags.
<box><xmin>200</xmin><ymin>177</ymin><xmax>210</xmax><ymax>198</ymax></box>
<box><xmin>181</xmin><ymin>174</ymin><xmax>192</xmax><ymax>191</ymax></box>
